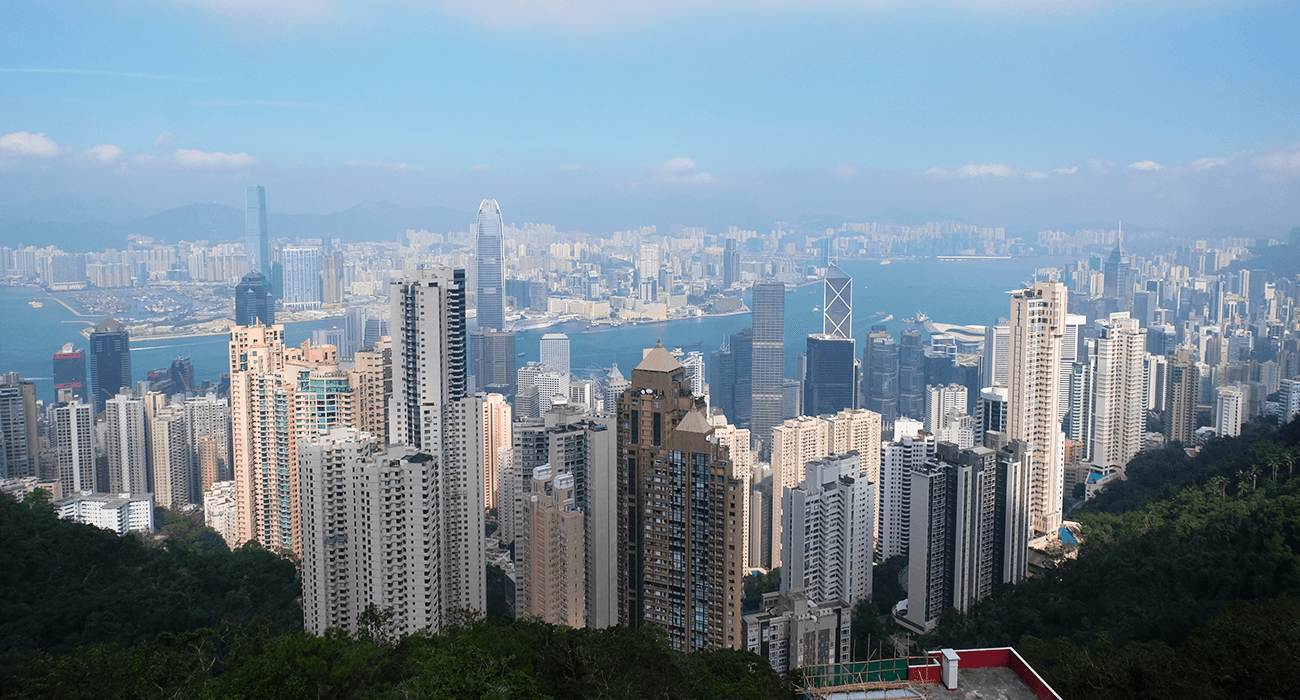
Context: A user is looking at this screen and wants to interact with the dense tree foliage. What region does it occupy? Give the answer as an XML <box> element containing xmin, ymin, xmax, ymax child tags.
<box><xmin>850</xmin><ymin>556</ymin><xmax>908</xmax><ymax>661</ymax></box>
<box><xmin>742</xmin><ymin>568</ymin><xmax>782</xmax><ymax>612</ymax></box>
<box><xmin>0</xmin><ymin>493</ymin><xmax>301</xmax><ymax>654</ymax></box>
<box><xmin>4</xmin><ymin>616</ymin><xmax>794</xmax><ymax>700</ymax></box>
<box><xmin>919</xmin><ymin>417</ymin><xmax>1300</xmax><ymax>697</ymax></box>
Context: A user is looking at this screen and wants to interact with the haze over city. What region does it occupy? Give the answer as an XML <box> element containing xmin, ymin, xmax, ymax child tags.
<box><xmin>3</xmin><ymin>0</ymin><xmax>1299</xmax><ymax>235</ymax></box>
<box><xmin>5</xmin><ymin>2</ymin><xmax>1300</xmax><ymax>699</ymax></box>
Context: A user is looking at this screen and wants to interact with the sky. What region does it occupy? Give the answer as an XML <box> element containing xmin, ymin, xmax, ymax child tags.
<box><xmin>2</xmin><ymin>0</ymin><xmax>1298</xmax><ymax>235</ymax></box>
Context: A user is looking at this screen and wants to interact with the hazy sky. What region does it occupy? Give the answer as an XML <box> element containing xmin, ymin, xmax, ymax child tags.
<box><xmin>2</xmin><ymin>0</ymin><xmax>1297</xmax><ymax>233</ymax></box>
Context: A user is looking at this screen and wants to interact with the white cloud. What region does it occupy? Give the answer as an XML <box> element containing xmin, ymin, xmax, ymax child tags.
<box><xmin>174</xmin><ymin>148</ymin><xmax>258</xmax><ymax>168</ymax></box>
<box><xmin>1191</xmin><ymin>157</ymin><xmax>1227</xmax><ymax>171</ymax></box>
<box><xmin>155</xmin><ymin>132</ymin><xmax>174</xmax><ymax>145</ymax></box>
<box><xmin>1053</xmin><ymin>166</ymin><xmax>1078</xmax><ymax>175</ymax></box>
<box><xmin>0</xmin><ymin>131</ymin><xmax>59</xmax><ymax>157</ymax></box>
<box><xmin>924</xmin><ymin>163</ymin><xmax>1018</xmax><ymax>179</ymax></box>
<box><xmin>957</xmin><ymin>163</ymin><xmax>1016</xmax><ymax>178</ymax></box>
<box><xmin>84</xmin><ymin>144</ymin><xmax>124</xmax><ymax>162</ymax></box>
<box><xmin>1026</xmin><ymin>171</ymin><xmax>1048</xmax><ymax>179</ymax></box>
<box><xmin>1252</xmin><ymin>144</ymin><xmax>1300</xmax><ymax>174</ymax></box>
<box><xmin>469</xmin><ymin>164</ymin><xmax>491</xmax><ymax>173</ymax></box>
<box><xmin>647</xmin><ymin>156</ymin><xmax>717</xmax><ymax>184</ymax></box>
<box><xmin>1128</xmin><ymin>160</ymin><xmax>1163</xmax><ymax>171</ymax></box>
<box><xmin>661</xmin><ymin>156</ymin><xmax>696</xmax><ymax>173</ymax></box>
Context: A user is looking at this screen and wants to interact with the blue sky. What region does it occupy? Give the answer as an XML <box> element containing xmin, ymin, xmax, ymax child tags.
<box><xmin>2</xmin><ymin>0</ymin><xmax>1297</xmax><ymax>233</ymax></box>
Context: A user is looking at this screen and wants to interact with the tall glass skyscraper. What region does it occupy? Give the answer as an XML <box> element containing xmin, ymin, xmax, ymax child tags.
<box><xmin>90</xmin><ymin>318</ymin><xmax>132</xmax><ymax>414</ymax></box>
<box><xmin>751</xmin><ymin>282</ymin><xmax>785</xmax><ymax>452</ymax></box>
<box><xmin>823</xmin><ymin>265</ymin><xmax>852</xmax><ymax>338</ymax></box>
<box><xmin>475</xmin><ymin>199</ymin><xmax>506</xmax><ymax>332</ymax></box>
<box><xmin>245</xmin><ymin>186</ymin><xmax>269</xmax><ymax>275</ymax></box>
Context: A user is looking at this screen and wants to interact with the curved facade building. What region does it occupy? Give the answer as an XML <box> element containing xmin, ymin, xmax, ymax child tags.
<box><xmin>475</xmin><ymin>199</ymin><xmax>506</xmax><ymax>332</ymax></box>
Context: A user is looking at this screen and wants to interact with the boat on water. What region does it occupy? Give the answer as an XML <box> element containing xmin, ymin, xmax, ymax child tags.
<box><xmin>28</xmin><ymin>301</ymin><xmax>43</xmax><ymax>308</ymax></box>
<box><xmin>812</xmin><ymin>306</ymin><xmax>819</xmax><ymax>312</ymax></box>
<box><xmin>807</xmin><ymin>290</ymin><xmax>816</xmax><ymax>295</ymax></box>
<box><xmin>880</xmin><ymin>259</ymin><xmax>891</xmax><ymax>265</ymax></box>
<box><xmin>517</xmin><ymin>352</ymin><xmax>526</xmax><ymax>357</ymax></box>
<box><xmin>678</xmin><ymin>341</ymin><xmax>702</xmax><ymax>349</ymax></box>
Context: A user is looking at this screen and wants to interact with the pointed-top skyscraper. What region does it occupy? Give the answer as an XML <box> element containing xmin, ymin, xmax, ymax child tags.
<box><xmin>245</xmin><ymin>186</ymin><xmax>269</xmax><ymax>275</ymax></box>
<box><xmin>475</xmin><ymin>199</ymin><xmax>506</xmax><ymax>332</ymax></box>
<box><xmin>823</xmin><ymin>264</ymin><xmax>852</xmax><ymax>339</ymax></box>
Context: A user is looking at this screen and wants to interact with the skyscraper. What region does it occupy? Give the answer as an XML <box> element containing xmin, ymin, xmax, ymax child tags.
<box><xmin>519</xmin><ymin>464</ymin><xmax>586</xmax><ymax>627</ymax></box>
<box><xmin>899</xmin><ymin>440</ymin><xmax>1029</xmax><ymax>634</ymax></box>
<box><xmin>722</xmin><ymin>238</ymin><xmax>740</xmax><ymax>290</ymax></box>
<box><xmin>751</xmin><ymin>282</ymin><xmax>786</xmax><ymax>451</ymax></box>
<box><xmin>230</xmin><ymin>325</ymin><xmax>357</xmax><ymax>553</ymax></box>
<box><xmin>507</xmin><ymin>405</ymin><xmax>619</xmax><ymax>628</ymax></box>
<box><xmin>90</xmin><ymin>318</ymin><xmax>132</xmax><ymax>414</ymax></box>
<box><xmin>150</xmin><ymin>406</ymin><xmax>190</xmax><ymax>510</ymax></box>
<box><xmin>781</xmin><ymin>452</ymin><xmax>874</xmax><ymax>607</ymax></box>
<box><xmin>245</xmin><ymin>185</ymin><xmax>270</xmax><ymax>276</ymax></box>
<box><xmin>0</xmin><ymin>373</ymin><xmax>38</xmax><ymax>479</ymax></box>
<box><xmin>1164</xmin><ymin>347</ymin><xmax>1200</xmax><ymax>446</ymax></box>
<box><xmin>1215</xmin><ymin>385</ymin><xmax>1244</xmax><ymax>438</ymax></box>
<box><xmin>475</xmin><ymin>199</ymin><xmax>506</xmax><ymax>331</ymax></box>
<box><xmin>618</xmin><ymin>342</ymin><xmax>745</xmax><ymax>650</ymax></box>
<box><xmin>52</xmin><ymin>343</ymin><xmax>88</xmax><ymax>404</ymax></box>
<box><xmin>51</xmin><ymin>397</ymin><xmax>94</xmax><ymax>494</ymax></box>
<box><xmin>321</xmin><ymin>248</ymin><xmax>345</xmax><ymax>305</ymax></box>
<box><xmin>540</xmin><ymin>333</ymin><xmax>571</xmax><ymax>375</ymax></box>
<box><xmin>105</xmin><ymin>393</ymin><xmax>148</xmax><ymax>496</ymax></box>
<box><xmin>1007</xmin><ymin>281</ymin><xmax>1067</xmax><ymax>537</ymax></box>
<box><xmin>898</xmin><ymin>329</ymin><xmax>925</xmax><ymax>420</ymax></box>
<box><xmin>805</xmin><ymin>335</ymin><xmax>857</xmax><ymax>417</ymax></box>
<box><xmin>868</xmin><ymin>335</ymin><xmax>900</xmax><ymax>427</ymax></box>
<box><xmin>390</xmin><ymin>267</ymin><xmax>467</xmax><ymax>449</ymax></box>
<box><xmin>980</xmin><ymin>323</ymin><xmax>1010</xmax><ymax>389</ymax></box>
<box><xmin>388</xmin><ymin>266</ymin><xmax>485</xmax><ymax>618</ymax></box>
<box><xmin>281</xmin><ymin>247</ymin><xmax>323</xmax><ymax>311</ymax></box>
<box><xmin>299</xmin><ymin>428</ymin><xmax>453</xmax><ymax>635</ymax></box>
<box><xmin>235</xmin><ymin>271</ymin><xmax>274</xmax><ymax>327</ymax></box>
<box><xmin>1090</xmin><ymin>313</ymin><xmax>1147</xmax><ymax>471</ymax></box>
<box><xmin>769</xmin><ymin>415</ymin><xmax>829</xmax><ymax>568</ymax></box>
<box><xmin>822</xmin><ymin>265</ymin><xmax>852</xmax><ymax>338</ymax></box>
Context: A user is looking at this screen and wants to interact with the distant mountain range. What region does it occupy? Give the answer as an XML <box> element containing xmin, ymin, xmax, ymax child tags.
<box><xmin>1</xmin><ymin>195</ymin><xmax>975</xmax><ymax>252</ymax></box>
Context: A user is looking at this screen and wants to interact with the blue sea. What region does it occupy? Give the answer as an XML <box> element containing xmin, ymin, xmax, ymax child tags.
<box><xmin>0</xmin><ymin>256</ymin><xmax>1068</xmax><ymax>403</ymax></box>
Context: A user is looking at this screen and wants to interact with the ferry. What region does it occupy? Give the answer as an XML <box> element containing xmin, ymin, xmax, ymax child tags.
<box><xmin>880</xmin><ymin>259</ymin><xmax>892</xmax><ymax>265</ymax></box>
<box><xmin>28</xmin><ymin>301</ymin><xmax>43</xmax><ymax>308</ymax></box>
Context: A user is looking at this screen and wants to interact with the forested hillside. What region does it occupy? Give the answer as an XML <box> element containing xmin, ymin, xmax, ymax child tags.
<box><xmin>0</xmin><ymin>493</ymin><xmax>301</xmax><ymax>654</ymax></box>
<box><xmin>922</xmin><ymin>417</ymin><xmax>1300</xmax><ymax>698</ymax></box>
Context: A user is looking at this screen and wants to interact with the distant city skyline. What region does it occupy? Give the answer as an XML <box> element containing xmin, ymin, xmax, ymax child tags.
<box><xmin>2</xmin><ymin>1</ymin><xmax>1298</xmax><ymax>234</ymax></box>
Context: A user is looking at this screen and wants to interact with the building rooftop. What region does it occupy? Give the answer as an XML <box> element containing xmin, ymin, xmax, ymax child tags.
<box><xmin>803</xmin><ymin>647</ymin><xmax>1061</xmax><ymax>700</ymax></box>
<box><xmin>635</xmin><ymin>339</ymin><xmax>683</xmax><ymax>373</ymax></box>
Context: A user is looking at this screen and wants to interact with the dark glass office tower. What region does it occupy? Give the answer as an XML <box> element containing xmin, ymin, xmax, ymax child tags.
<box><xmin>751</xmin><ymin>282</ymin><xmax>786</xmax><ymax>451</ymax></box>
<box><xmin>869</xmin><ymin>335</ymin><xmax>899</xmax><ymax>426</ymax></box>
<box><xmin>53</xmin><ymin>343</ymin><xmax>88</xmax><ymax>403</ymax></box>
<box><xmin>475</xmin><ymin>199</ymin><xmax>506</xmax><ymax>331</ymax></box>
<box><xmin>470</xmin><ymin>328</ymin><xmax>518</xmax><ymax>396</ymax></box>
<box><xmin>89</xmin><ymin>318</ymin><xmax>132</xmax><ymax>413</ymax></box>
<box><xmin>898</xmin><ymin>328</ymin><xmax>925</xmax><ymax>420</ymax></box>
<box><xmin>804</xmin><ymin>335</ymin><xmax>857</xmax><ymax>416</ymax></box>
<box><xmin>235</xmin><ymin>270</ymin><xmax>274</xmax><ymax>327</ymax></box>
